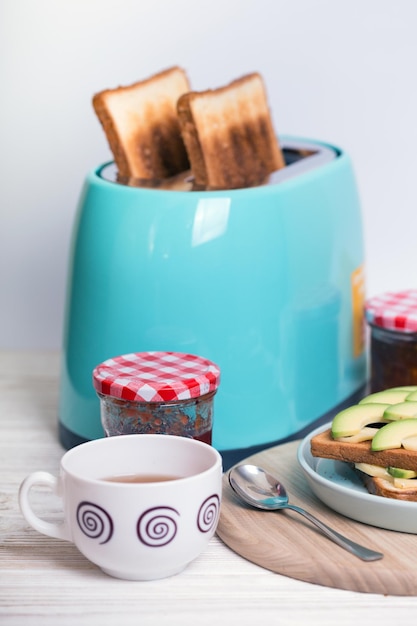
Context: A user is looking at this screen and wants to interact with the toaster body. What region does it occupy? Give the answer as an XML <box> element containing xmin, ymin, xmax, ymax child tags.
<box><xmin>59</xmin><ymin>137</ymin><xmax>366</xmax><ymax>465</ymax></box>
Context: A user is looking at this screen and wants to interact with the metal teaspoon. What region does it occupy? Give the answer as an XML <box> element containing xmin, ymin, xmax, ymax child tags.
<box><xmin>228</xmin><ymin>464</ymin><xmax>383</xmax><ymax>562</ymax></box>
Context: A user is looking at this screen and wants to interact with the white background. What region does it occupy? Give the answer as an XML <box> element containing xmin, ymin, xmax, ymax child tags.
<box><xmin>2</xmin><ymin>0</ymin><xmax>417</xmax><ymax>350</ymax></box>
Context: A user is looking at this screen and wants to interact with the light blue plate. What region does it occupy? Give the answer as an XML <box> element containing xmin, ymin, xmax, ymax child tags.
<box><xmin>297</xmin><ymin>422</ymin><xmax>417</xmax><ymax>534</ymax></box>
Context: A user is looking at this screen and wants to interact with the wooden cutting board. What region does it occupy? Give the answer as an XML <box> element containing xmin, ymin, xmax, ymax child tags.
<box><xmin>216</xmin><ymin>440</ymin><xmax>417</xmax><ymax>595</ymax></box>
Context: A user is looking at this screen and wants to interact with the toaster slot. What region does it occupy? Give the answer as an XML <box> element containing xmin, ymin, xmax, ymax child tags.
<box><xmin>99</xmin><ymin>139</ymin><xmax>337</xmax><ymax>188</ymax></box>
<box><xmin>269</xmin><ymin>139</ymin><xmax>337</xmax><ymax>184</ymax></box>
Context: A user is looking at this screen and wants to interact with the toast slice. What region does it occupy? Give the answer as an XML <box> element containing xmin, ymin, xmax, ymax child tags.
<box><xmin>355</xmin><ymin>468</ymin><xmax>417</xmax><ymax>501</ymax></box>
<box><xmin>177</xmin><ymin>73</ymin><xmax>285</xmax><ymax>190</ymax></box>
<box><xmin>310</xmin><ymin>428</ymin><xmax>417</xmax><ymax>472</ymax></box>
<box><xmin>92</xmin><ymin>66</ymin><xmax>190</xmax><ymax>180</ymax></box>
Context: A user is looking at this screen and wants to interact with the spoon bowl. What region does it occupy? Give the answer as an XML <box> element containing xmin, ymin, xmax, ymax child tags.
<box><xmin>229</xmin><ymin>464</ymin><xmax>383</xmax><ymax>562</ymax></box>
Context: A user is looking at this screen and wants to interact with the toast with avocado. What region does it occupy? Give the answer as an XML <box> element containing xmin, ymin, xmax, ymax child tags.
<box><xmin>310</xmin><ymin>386</ymin><xmax>417</xmax><ymax>501</ymax></box>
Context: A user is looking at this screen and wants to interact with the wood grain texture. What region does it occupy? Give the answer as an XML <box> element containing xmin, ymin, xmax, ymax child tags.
<box><xmin>217</xmin><ymin>441</ymin><xmax>417</xmax><ymax>596</ymax></box>
<box><xmin>4</xmin><ymin>350</ymin><xmax>417</xmax><ymax>624</ymax></box>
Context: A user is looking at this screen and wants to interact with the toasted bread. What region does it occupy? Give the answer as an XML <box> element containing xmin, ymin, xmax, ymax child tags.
<box><xmin>355</xmin><ymin>468</ymin><xmax>417</xmax><ymax>501</ymax></box>
<box><xmin>177</xmin><ymin>73</ymin><xmax>285</xmax><ymax>190</ymax></box>
<box><xmin>311</xmin><ymin>428</ymin><xmax>417</xmax><ymax>501</ymax></box>
<box><xmin>310</xmin><ymin>428</ymin><xmax>417</xmax><ymax>472</ymax></box>
<box><xmin>92</xmin><ymin>66</ymin><xmax>190</xmax><ymax>180</ymax></box>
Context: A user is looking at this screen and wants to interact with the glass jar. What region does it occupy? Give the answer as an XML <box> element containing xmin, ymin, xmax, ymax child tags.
<box><xmin>92</xmin><ymin>351</ymin><xmax>221</xmax><ymax>445</ymax></box>
<box><xmin>365</xmin><ymin>290</ymin><xmax>417</xmax><ymax>392</ymax></box>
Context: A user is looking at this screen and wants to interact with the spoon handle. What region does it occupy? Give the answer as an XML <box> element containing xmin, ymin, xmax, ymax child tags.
<box><xmin>285</xmin><ymin>504</ymin><xmax>383</xmax><ymax>561</ymax></box>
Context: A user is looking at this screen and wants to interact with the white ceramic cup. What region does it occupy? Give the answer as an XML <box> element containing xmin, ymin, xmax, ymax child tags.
<box><xmin>19</xmin><ymin>434</ymin><xmax>222</xmax><ymax>580</ymax></box>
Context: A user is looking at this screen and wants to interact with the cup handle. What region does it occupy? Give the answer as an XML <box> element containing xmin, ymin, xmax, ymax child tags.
<box><xmin>18</xmin><ymin>471</ymin><xmax>71</xmax><ymax>541</ymax></box>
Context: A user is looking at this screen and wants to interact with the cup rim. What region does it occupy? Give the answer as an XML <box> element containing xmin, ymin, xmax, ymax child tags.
<box><xmin>60</xmin><ymin>434</ymin><xmax>222</xmax><ymax>486</ymax></box>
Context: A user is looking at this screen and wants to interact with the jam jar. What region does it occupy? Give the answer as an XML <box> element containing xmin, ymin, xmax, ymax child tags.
<box><xmin>365</xmin><ymin>290</ymin><xmax>417</xmax><ymax>392</ymax></box>
<box><xmin>92</xmin><ymin>351</ymin><xmax>221</xmax><ymax>445</ymax></box>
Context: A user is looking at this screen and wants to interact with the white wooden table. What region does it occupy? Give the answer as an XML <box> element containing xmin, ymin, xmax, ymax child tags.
<box><xmin>1</xmin><ymin>351</ymin><xmax>417</xmax><ymax>625</ymax></box>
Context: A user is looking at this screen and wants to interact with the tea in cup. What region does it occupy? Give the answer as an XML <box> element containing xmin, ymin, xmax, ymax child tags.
<box><xmin>19</xmin><ymin>434</ymin><xmax>222</xmax><ymax>580</ymax></box>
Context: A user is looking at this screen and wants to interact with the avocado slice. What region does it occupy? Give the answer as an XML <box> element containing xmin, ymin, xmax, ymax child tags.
<box><xmin>355</xmin><ymin>462</ymin><xmax>390</xmax><ymax>478</ymax></box>
<box><xmin>359</xmin><ymin>389</ymin><xmax>412</xmax><ymax>405</ymax></box>
<box><xmin>402</xmin><ymin>435</ymin><xmax>417</xmax><ymax>451</ymax></box>
<box><xmin>331</xmin><ymin>403</ymin><xmax>389</xmax><ymax>438</ymax></box>
<box><xmin>336</xmin><ymin>426</ymin><xmax>379</xmax><ymax>443</ymax></box>
<box><xmin>371</xmin><ymin>418</ymin><xmax>417</xmax><ymax>451</ymax></box>
<box><xmin>406</xmin><ymin>390</ymin><xmax>417</xmax><ymax>401</ymax></box>
<box><xmin>393</xmin><ymin>476</ymin><xmax>417</xmax><ymax>488</ymax></box>
<box><xmin>383</xmin><ymin>401</ymin><xmax>417</xmax><ymax>420</ymax></box>
<box><xmin>387</xmin><ymin>466</ymin><xmax>417</xmax><ymax>479</ymax></box>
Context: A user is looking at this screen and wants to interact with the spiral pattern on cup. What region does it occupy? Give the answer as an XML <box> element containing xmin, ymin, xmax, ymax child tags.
<box><xmin>137</xmin><ymin>506</ymin><xmax>179</xmax><ymax>547</ymax></box>
<box><xmin>76</xmin><ymin>501</ymin><xmax>113</xmax><ymax>544</ymax></box>
<box><xmin>197</xmin><ymin>494</ymin><xmax>220</xmax><ymax>533</ymax></box>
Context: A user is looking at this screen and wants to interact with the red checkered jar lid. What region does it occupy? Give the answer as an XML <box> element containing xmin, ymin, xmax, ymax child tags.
<box><xmin>365</xmin><ymin>290</ymin><xmax>417</xmax><ymax>333</ymax></box>
<box><xmin>92</xmin><ymin>351</ymin><xmax>221</xmax><ymax>402</ymax></box>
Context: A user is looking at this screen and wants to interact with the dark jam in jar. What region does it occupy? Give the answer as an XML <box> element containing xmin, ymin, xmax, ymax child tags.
<box><xmin>92</xmin><ymin>351</ymin><xmax>220</xmax><ymax>444</ymax></box>
<box><xmin>96</xmin><ymin>392</ymin><xmax>216</xmax><ymax>444</ymax></box>
<box><xmin>365</xmin><ymin>290</ymin><xmax>417</xmax><ymax>392</ymax></box>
